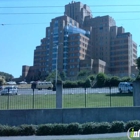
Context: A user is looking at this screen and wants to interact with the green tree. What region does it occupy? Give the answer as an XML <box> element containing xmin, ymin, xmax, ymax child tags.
<box><xmin>0</xmin><ymin>77</ymin><xmax>5</xmax><ymax>86</ymax></box>
<box><xmin>77</xmin><ymin>70</ymin><xmax>91</xmax><ymax>80</ymax></box>
<box><xmin>46</xmin><ymin>71</ymin><xmax>61</xmax><ymax>81</ymax></box>
<box><xmin>84</xmin><ymin>78</ymin><xmax>91</xmax><ymax>88</ymax></box>
<box><xmin>136</xmin><ymin>57</ymin><xmax>140</xmax><ymax>80</ymax></box>
<box><xmin>121</xmin><ymin>77</ymin><xmax>133</xmax><ymax>82</ymax></box>
<box><xmin>59</xmin><ymin>71</ymin><xmax>66</xmax><ymax>81</ymax></box>
<box><xmin>110</xmin><ymin>76</ymin><xmax>120</xmax><ymax>86</ymax></box>
<box><xmin>96</xmin><ymin>73</ymin><xmax>106</xmax><ymax>87</ymax></box>
<box><xmin>136</xmin><ymin>57</ymin><xmax>140</xmax><ymax>72</ymax></box>
<box><xmin>0</xmin><ymin>71</ymin><xmax>13</xmax><ymax>81</ymax></box>
<box><xmin>88</xmin><ymin>75</ymin><xmax>95</xmax><ymax>87</ymax></box>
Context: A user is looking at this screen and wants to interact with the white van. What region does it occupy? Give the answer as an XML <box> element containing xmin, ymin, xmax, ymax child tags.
<box><xmin>36</xmin><ymin>81</ymin><xmax>53</xmax><ymax>90</ymax></box>
<box><xmin>118</xmin><ymin>82</ymin><xmax>133</xmax><ymax>93</ymax></box>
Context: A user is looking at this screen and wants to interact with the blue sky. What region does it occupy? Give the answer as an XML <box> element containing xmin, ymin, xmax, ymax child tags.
<box><xmin>0</xmin><ymin>0</ymin><xmax>140</xmax><ymax>78</ymax></box>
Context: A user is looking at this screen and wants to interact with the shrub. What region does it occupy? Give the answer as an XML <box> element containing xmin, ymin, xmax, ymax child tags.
<box><xmin>36</xmin><ymin>124</ymin><xmax>53</xmax><ymax>135</ymax></box>
<box><xmin>63</xmin><ymin>81</ymin><xmax>78</xmax><ymax>88</ymax></box>
<box><xmin>19</xmin><ymin>124</ymin><xmax>36</xmax><ymax>136</ymax></box>
<box><xmin>66</xmin><ymin>123</ymin><xmax>81</xmax><ymax>135</ymax></box>
<box><xmin>125</xmin><ymin>120</ymin><xmax>140</xmax><ymax>131</ymax></box>
<box><xmin>51</xmin><ymin>124</ymin><xmax>68</xmax><ymax>135</ymax></box>
<box><xmin>110</xmin><ymin>121</ymin><xmax>125</xmax><ymax>133</ymax></box>
<box><xmin>96</xmin><ymin>73</ymin><xmax>106</xmax><ymax>87</ymax></box>
<box><xmin>82</xmin><ymin>122</ymin><xmax>99</xmax><ymax>134</ymax></box>
<box><xmin>97</xmin><ymin>122</ymin><xmax>111</xmax><ymax>134</ymax></box>
<box><xmin>104</xmin><ymin>77</ymin><xmax>111</xmax><ymax>87</ymax></box>
<box><xmin>77</xmin><ymin>80</ymin><xmax>85</xmax><ymax>87</ymax></box>
<box><xmin>110</xmin><ymin>76</ymin><xmax>120</xmax><ymax>87</ymax></box>
<box><xmin>84</xmin><ymin>78</ymin><xmax>91</xmax><ymax>88</ymax></box>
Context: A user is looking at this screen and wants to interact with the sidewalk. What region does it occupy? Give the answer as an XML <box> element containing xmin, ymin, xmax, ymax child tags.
<box><xmin>0</xmin><ymin>132</ymin><xmax>127</xmax><ymax>140</ymax></box>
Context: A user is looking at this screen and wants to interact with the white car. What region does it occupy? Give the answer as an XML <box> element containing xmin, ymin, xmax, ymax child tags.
<box><xmin>36</xmin><ymin>81</ymin><xmax>53</xmax><ymax>90</ymax></box>
<box><xmin>1</xmin><ymin>86</ymin><xmax>18</xmax><ymax>95</ymax></box>
<box><xmin>19</xmin><ymin>81</ymin><xmax>27</xmax><ymax>84</ymax></box>
<box><xmin>118</xmin><ymin>82</ymin><xmax>133</xmax><ymax>93</ymax></box>
<box><xmin>6</xmin><ymin>81</ymin><xmax>16</xmax><ymax>85</ymax></box>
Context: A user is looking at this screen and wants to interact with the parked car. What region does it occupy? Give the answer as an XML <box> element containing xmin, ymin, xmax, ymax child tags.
<box><xmin>118</xmin><ymin>82</ymin><xmax>133</xmax><ymax>93</ymax></box>
<box><xmin>30</xmin><ymin>81</ymin><xmax>34</xmax><ymax>84</ymax></box>
<box><xmin>19</xmin><ymin>81</ymin><xmax>27</xmax><ymax>84</ymax></box>
<box><xmin>36</xmin><ymin>81</ymin><xmax>53</xmax><ymax>90</ymax></box>
<box><xmin>6</xmin><ymin>81</ymin><xmax>16</xmax><ymax>85</ymax></box>
<box><xmin>1</xmin><ymin>86</ymin><xmax>18</xmax><ymax>95</ymax></box>
<box><xmin>0</xmin><ymin>86</ymin><xmax>4</xmax><ymax>92</ymax></box>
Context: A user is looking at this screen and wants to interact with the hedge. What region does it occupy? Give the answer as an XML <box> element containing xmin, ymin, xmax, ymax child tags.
<box><xmin>0</xmin><ymin>120</ymin><xmax>140</xmax><ymax>136</ymax></box>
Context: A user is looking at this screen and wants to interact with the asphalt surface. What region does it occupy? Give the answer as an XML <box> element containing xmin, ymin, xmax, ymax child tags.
<box><xmin>0</xmin><ymin>132</ymin><xmax>127</xmax><ymax>140</ymax></box>
<box><xmin>17</xmin><ymin>87</ymin><xmax>119</xmax><ymax>95</ymax></box>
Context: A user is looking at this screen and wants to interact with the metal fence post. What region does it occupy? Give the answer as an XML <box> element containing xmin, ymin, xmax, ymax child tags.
<box><xmin>85</xmin><ymin>87</ymin><xmax>87</xmax><ymax>108</ymax></box>
<box><xmin>32</xmin><ymin>88</ymin><xmax>35</xmax><ymax>109</ymax></box>
<box><xmin>109</xmin><ymin>85</ymin><xmax>111</xmax><ymax>107</ymax></box>
<box><xmin>7</xmin><ymin>88</ymin><xmax>10</xmax><ymax>110</ymax></box>
<box><xmin>56</xmin><ymin>80</ymin><xmax>63</xmax><ymax>109</ymax></box>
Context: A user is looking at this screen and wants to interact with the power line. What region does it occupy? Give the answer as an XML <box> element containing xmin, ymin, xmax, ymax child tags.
<box><xmin>1</xmin><ymin>11</ymin><xmax>140</xmax><ymax>15</ymax></box>
<box><xmin>1</xmin><ymin>18</ymin><xmax>140</xmax><ymax>26</ymax></box>
<box><xmin>1</xmin><ymin>5</ymin><xmax>140</xmax><ymax>8</ymax></box>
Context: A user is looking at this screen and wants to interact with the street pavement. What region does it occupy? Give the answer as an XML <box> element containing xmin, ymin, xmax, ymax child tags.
<box><xmin>0</xmin><ymin>132</ymin><xmax>127</xmax><ymax>140</ymax></box>
<box><xmin>17</xmin><ymin>87</ymin><xmax>119</xmax><ymax>95</ymax></box>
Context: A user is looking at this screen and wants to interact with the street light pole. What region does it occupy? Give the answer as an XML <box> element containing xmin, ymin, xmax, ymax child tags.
<box><xmin>55</xmin><ymin>45</ymin><xmax>58</xmax><ymax>88</ymax></box>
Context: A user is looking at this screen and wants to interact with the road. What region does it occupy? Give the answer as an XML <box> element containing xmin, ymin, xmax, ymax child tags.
<box><xmin>17</xmin><ymin>87</ymin><xmax>119</xmax><ymax>95</ymax></box>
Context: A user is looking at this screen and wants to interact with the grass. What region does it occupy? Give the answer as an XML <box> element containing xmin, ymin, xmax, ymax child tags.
<box><xmin>0</xmin><ymin>93</ymin><xmax>133</xmax><ymax>110</ymax></box>
<box><xmin>60</xmin><ymin>137</ymin><xmax>139</xmax><ymax>140</ymax></box>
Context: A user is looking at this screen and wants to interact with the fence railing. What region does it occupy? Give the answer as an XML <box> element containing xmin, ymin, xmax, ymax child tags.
<box><xmin>0</xmin><ymin>86</ymin><xmax>133</xmax><ymax>110</ymax></box>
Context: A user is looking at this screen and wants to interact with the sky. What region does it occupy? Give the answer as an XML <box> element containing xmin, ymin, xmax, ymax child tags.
<box><xmin>0</xmin><ymin>0</ymin><xmax>140</xmax><ymax>78</ymax></box>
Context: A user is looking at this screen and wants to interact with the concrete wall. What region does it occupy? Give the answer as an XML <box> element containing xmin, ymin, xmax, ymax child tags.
<box><xmin>0</xmin><ymin>107</ymin><xmax>140</xmax><ymax>126</ymax></box>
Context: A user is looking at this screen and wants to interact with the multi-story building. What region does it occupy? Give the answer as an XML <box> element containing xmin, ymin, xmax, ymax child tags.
<box><xmin>21</xmin><ymin>1</ymin><xmax>137</xmax><ymax>81</ymax></box>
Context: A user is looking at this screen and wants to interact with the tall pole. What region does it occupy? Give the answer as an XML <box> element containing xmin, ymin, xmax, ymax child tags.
<box><xmin>56</xmin><ymin>45</ymin><xmax>58</xmax><ymax>87</ymax></box>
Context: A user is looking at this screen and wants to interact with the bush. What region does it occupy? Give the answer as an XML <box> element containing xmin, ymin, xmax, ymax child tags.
<box><xmin>51</xmin><ymin>124</ymin><xmax>68</xmax><ymax>135</ymax></box>
<box><xmin>66</xmin><ymin>123</ymin><xmax>81</xmax><ymax>135</ymax></box>
<box><xmin>97</xmin><ymin>122</ymin><xmax>111</xmax><ymax>133</ymax></box>
<box><xmin>104</xmin><ymin>77</ymin><xmax>111</xmax><ymax>87</ymax></box>
<box><xmin>96</xmin><ymin>73</ymin><xmax>106</xmax><ymax>87</ymax></box>
<box><xmin>36</xmin><ymin>124</ymin><xmax>53</xmax><ymax>135</ymax></box>
<box><xmin>84</xmin><ymin>78</ymin><xmax>91</xmax><ymax>88</ymax></box>
<box><xmin>0</xmin><ymin>125</ymin><xmax>20</xmax><ymax>136</ymax></box>
<box><xmin>121</xmin><ymin>77</ymin><xmax>133</xmax><ymax>82</ymax></box>
<box><xmin>2</xmin><ymin>121</ymin><xmax>140</xmax><ymax>136</ymax></box>
<box><xmin>110</xmin><ymin>76</ymin><xmax>120</xmax><ymax>87</ymax></box>
<box><xmin>19</xmin><ymin>124</ymin><xmax>36</xmax><ymax>136</ymax></box>
<box><xmin>110</xmin><ymin>121</ymin><xmax>125</xmax><ymax>133</ymax></box>
<box><xmin>77</xmin><ymin>80</ymin><xmax>85</xmax><ymax>87</ymax></box>
<box><xmin>63</xmin><ymin>81</ymin><xmax>78</xmax><ymax>88</ymax></box>
<box><xmin>125</xmin><ymin>120</ymin><xmax>140</xmax><ymax>131</ymax></box>
<box><xmin>82</xmin><ymin>122</ymin><xmax>98</xmax><ymax>134</ymax></box>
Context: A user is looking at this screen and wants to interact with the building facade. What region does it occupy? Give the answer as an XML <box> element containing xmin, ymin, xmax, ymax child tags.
<box><xmin>22</xmin><ymin>1</ymin><xmax>137</xmax><ymax>81</ymax></box>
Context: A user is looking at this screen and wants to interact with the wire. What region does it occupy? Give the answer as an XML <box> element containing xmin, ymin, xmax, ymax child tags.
<box><xmin>1</xmin><ymin>23</ymin><xmax>49</xmax><ymax>26</ymax></box>
<box><xmin>0</xmin><ymin>5</ymin><xmax>140</xmax><ymax>8</ymax></box>
<box><xmin>1</xmin><ymin>11</ymin><xmax>140</xmax><ymax>15</ymax></box>
<box><xmin>1</xmin><ymin>18</ymin><xmax>140</xmax><ymax>26</ymax></box>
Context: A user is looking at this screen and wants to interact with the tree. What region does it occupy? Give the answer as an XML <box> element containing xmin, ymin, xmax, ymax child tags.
<box><xmin>121</xmin><ymin>77</ymin><xmax>133</xmax><ymax>82</ymax></box>
<box><xmin>96</xmin><ymin>73</ymin><xmax>106</xmax><ymax>87</ymax></box>
<box><xmin>136</xmin><ymin>57</ymin><xmax>140</xmax><ymax>72</ymax></box>
<box><xmin>59</xmin><ymin>71</ymin><xmax>66</xmax><ymax>81</ymax></box>
<box><xmin>84</xmin><ymin>78</ymin><xmax>91</xmax><ymax>88</ymax></box>
<box><xmin>110</xmin><ymin>76</ymin><xmax>120</xmax><ymax>86</ymax></box>
<box><xmin>0</xmin><ymin>71</ymin><xmax>13</xmax><ymax>81</ymax></box>
<box><xmin>0</xmin><ymin>77</ymin><xmax>5</xmax><ymax>86</ymax></box>
<box><xmin>136</xmin><ymin>57</ymin><xmax>140</xmax><ymax>80</ymax></box>
<box><xmin>46</xmin><ymin>71</ymin><xmax>61</xmax><ymax>81</ymax></box>
<box><xmin>77</xmin><ymin>70</ymin><xmax>91</xmax><ymax>80</ymax></box>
